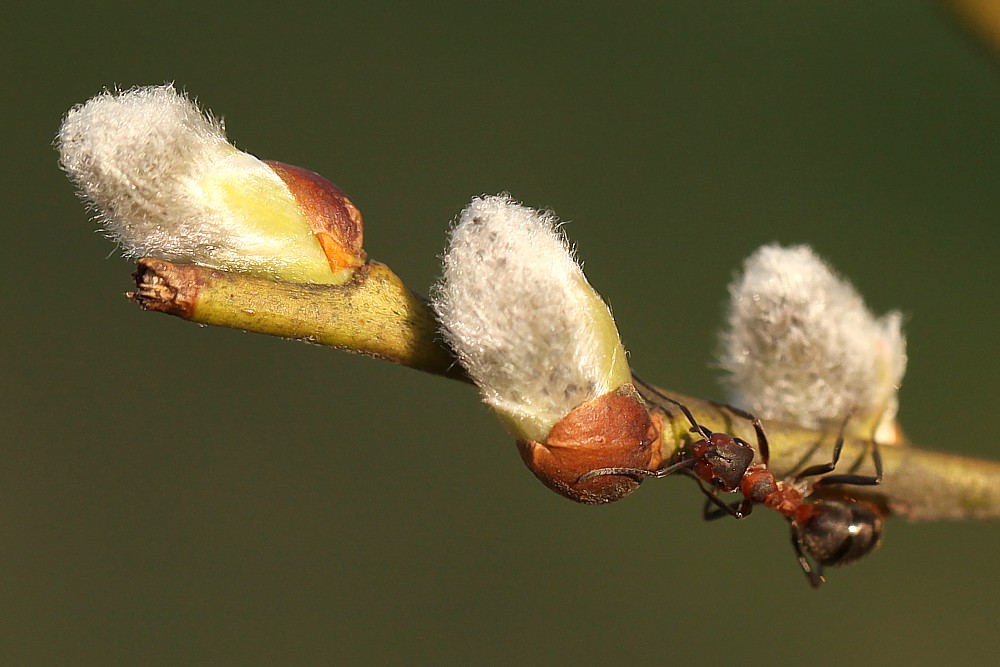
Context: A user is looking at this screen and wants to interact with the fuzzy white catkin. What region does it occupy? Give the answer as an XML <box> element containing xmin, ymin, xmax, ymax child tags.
<box><xmin>432</xmin><ymin>195</ymin><xmax>628</xmax><ymax>443</ymax></box>
<box><xmin>718</xmin><ymin>244</ymin><xmax>906</xmax><ymax>438</ymax></box>
<box><xmin>57</xmin><ymin>85</ymin><xmax>332</xmax><ymax>282</ymax></box>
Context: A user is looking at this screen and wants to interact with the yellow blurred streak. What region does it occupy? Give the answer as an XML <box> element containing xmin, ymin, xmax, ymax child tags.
<box><xmin>948</xmin><ymin>0</ymin><xmax>1000</xmax><ymax>58</ymax></box>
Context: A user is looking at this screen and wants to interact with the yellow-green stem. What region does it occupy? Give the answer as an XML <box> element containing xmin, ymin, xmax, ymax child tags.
<box><xmin>645</xmin><ymin>387</ymin><xmax>1000</xmax><ymax>521</ymax></box>
<box><xmin>128</xmin><ymin>259</ymin><xmax>1000</xmax><ymax>521</ymax></box>
<box><xmin>130</xmin><ymin>258</ymin><xmax>465</xmax><ymax>380</ymax></box>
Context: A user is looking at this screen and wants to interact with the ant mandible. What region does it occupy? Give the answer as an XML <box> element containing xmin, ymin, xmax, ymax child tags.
<box><xmin>580</xmin><ymin>376</ymin><xmax>884</xmax><ymax>588</ymax></box>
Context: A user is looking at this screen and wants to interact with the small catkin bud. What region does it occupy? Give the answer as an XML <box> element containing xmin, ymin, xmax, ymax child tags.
<box><xmin>433</xmin><ymin>195</ymin><xmax>657</xmax><ymax>503</ymax></box>
<box><xmin>57</xmin><ymin>85</ymin><xmax>364</xmax><ymax>284</ymax></box>
<box><xmin>718</xmin><ymin>244</ymin><xmax>907</xmax><ymax>443</ymax></box>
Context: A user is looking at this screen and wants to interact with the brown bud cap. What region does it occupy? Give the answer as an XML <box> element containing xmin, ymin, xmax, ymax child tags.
<box><xmin>264</xmin><ymin>160</ymin><xmax>367</xmax><ymax>274</ymax></box>
<box><xmin>516</xmin><ymin>384</ymin><xmax>660</xmax><ymax>504</ymax></box>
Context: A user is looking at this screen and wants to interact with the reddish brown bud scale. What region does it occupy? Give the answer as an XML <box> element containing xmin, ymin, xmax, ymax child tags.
<box><xmin>264</xmin><ymin>160</ymin><xmax>367</xmax><ymax>274</ymax></box>
<box><xmin>516</xmin><ymin>385</ymin><xmax>660</xmax><ymax>504</ymax></box>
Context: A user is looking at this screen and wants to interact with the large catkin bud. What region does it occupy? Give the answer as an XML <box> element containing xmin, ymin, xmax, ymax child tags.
<box><xmin>718</xmin><ymin>244</ymin><xmax>907</xmax><ymax>444</ymax></box>
<box><xmin>433</xmin><ymin>195</ymin><xmax>659</xmax><ymax>503</ymax></box>
<box><xmin>57</xmin><ymin>85</ymin><xmax>365</xmax><ymax>284</ymax></box>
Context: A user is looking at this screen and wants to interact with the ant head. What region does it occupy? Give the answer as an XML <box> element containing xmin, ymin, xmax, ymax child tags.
<box><xmin>692</xmin><ymin>434</ymin><xmax>755</xmax><ymax>491</ymax></box>
<box><xmin>796</xmin><ymin>499</ymin><xmax>883</xmax><ymax>568</ymax></box>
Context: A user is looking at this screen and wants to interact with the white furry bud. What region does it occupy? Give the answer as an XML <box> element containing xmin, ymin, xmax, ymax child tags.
<box><xmin>718</xmin><ymin>244</ymin><xmax>906</xmax><ymax>442</ymax></box>
<box><xmin>58</xmin><ymin>85</ymin><xmax>356</xmax><ymax>284</ymax></box>
<box><xmin>432</xmin><ymin>195</ymin><xmax>630</xmax><ymax>443</ymax></box>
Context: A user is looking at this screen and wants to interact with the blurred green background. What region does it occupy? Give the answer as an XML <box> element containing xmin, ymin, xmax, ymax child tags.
<box><xmin>4</xmin><ymin>1</ymin><xmax>999</xmax><ymax>664</ymax></box>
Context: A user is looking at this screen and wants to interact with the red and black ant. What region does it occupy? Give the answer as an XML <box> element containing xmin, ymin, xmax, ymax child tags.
<box><xmin>580</xmin><ymin>376</ymin><xmax>884</xmax><ymax>588</ymax></box>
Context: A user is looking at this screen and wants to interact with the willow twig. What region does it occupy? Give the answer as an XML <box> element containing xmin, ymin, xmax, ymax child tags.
<box><xmin>127</xmin><ymin>259</ymin><xmax>1000</xmax><ymax>521</ymax></box>
<box><xmin>130</xmin><ymin>258</ymin><xmax>466</xmax><ymax>381</ymax></box>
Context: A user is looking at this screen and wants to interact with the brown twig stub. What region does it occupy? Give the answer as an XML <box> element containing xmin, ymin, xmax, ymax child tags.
<box><xmin>128</xmin><ymin>259</ymin><xmax>203</xmax><ymax>317</ymax></box>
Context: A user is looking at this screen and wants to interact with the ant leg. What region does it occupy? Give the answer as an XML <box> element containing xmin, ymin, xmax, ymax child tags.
<box><xmin>794</xmin><ymin>426</ymin><xmax>847</xmax><ymax>482</ymax></box>
<box><xmin>790</xmin><ymin>524</ymin><xmax>825</xmax><ymax>588</ymax></box>
<box><xmin>798</xmin><ymin>417</ymin><xmax>882</xmax><ymax>486</ymax></box>
<box><xmin>813</xmin><ymin>439</ymin><xmax>882</xmax><ymax>487</ymax></box>
<box><xmin>577</xmin><ymin>457</ymin><xmax>696</xmax><ymax>483</ymax></box>
<box><xmin>696</xmin><ymin>485</ymin><xmax>743</xmax><ymax>519</ymax></box>
<box><xmin>703</xmin><ymin>495</ymin><xmax>755</xmax><ymax>521</ymax></box>
<box><xmin>632</xmin><ymin>374</ymin><xmax>713</xmax><ymax>440</ymax></box>
<box><xmin>684</xmin><ymin>471</ymin><xmax>752</xmax><ymax>520</ymax></box>
<box><xmin>703</xmin><ymin>498</ymin><xmax>738</xmax><ymax>521</ymax></box>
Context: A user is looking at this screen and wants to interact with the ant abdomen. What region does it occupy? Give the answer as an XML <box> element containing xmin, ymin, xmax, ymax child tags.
<box><xmin>796</xmin><ymin>499</ymin><xmax>883</xmax><ymax>568</ymax></box>
<box><xmin>740</xmin><ymin>467</ymin><xmax>780</xmax><ymax>505</ymax></box>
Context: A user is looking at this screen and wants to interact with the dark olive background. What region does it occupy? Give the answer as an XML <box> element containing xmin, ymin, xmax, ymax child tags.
<box><xmin>4</xmin><ymin>2</ymin><xmax>999</xmax><ymax>665</ymax></box>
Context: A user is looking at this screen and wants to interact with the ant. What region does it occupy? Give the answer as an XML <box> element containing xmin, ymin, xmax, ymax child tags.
<box><xmin>580</xmin><ymin>376</ymin><xmax>884</xmax><ymax>588</ymax></box>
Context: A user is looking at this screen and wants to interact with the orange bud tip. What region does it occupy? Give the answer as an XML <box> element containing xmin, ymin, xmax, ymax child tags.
<box><xmin>264</xmin><ymin>161</ymin><xmax>367</xmax><ymax>274</ymax></box>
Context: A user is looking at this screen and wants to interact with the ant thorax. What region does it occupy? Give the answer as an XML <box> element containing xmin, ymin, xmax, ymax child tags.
<box><xmin>739</xmin><ymin>467</ymin><xmax>807</xmax><ymax>518</ymax></box>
